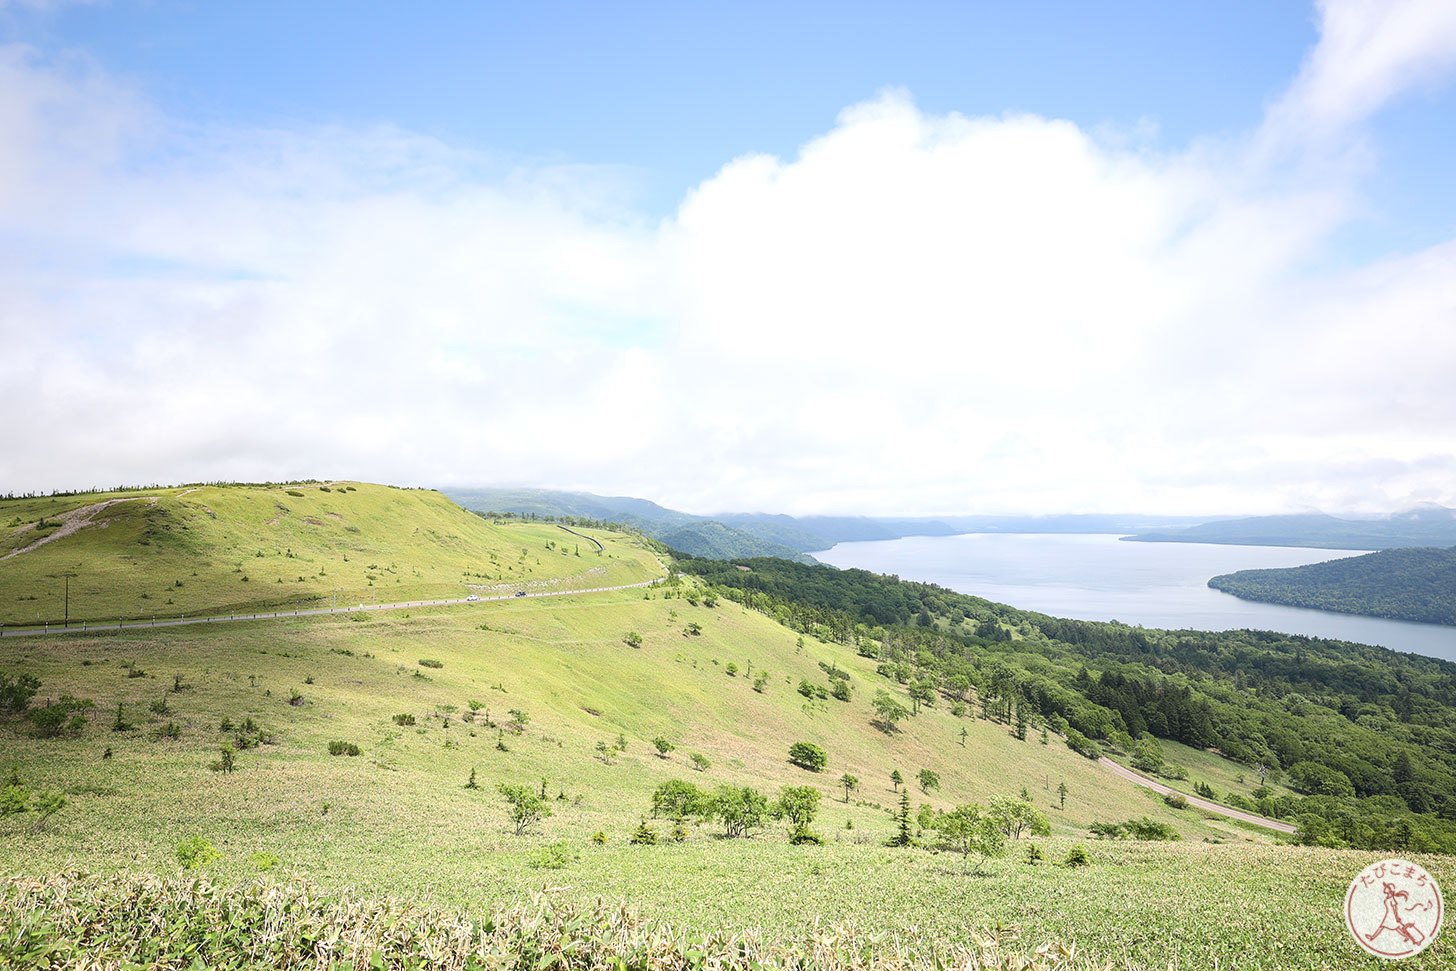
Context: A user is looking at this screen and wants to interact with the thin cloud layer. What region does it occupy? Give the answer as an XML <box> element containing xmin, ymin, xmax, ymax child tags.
<box><xmin>1</xmin><ymin>1</ymin><xmax>1454</xmax><ymax>516</ymax></box>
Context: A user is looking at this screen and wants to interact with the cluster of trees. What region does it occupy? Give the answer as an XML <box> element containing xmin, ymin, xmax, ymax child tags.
<box><xmin>646</xmin><ymin>779</ymin><xmax>824</xmax><ymax>842</ymax></box>
<box><xmin>676</xmin><ymin>555</ymin><xmax>1456</xmax><ymax>850</ymax></box>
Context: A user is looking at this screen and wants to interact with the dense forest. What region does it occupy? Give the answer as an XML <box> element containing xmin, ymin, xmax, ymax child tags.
<box><xmin>679</xmin><ymin>555</ymin><xmax>1456</xmax><ymax>852</ymax></box>
<box><xmin>1209</xmin><ymin>546</ymin><xmax>1456</xmax><ymax>626</ymax></box>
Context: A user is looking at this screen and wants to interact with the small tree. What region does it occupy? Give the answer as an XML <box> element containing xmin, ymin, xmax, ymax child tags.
<box><xmin>839</xmin><ymin>773</ymin><xmax>860</xmax><ymax>803</ymax></box>
<box><xmin>465</xmin><ymin>767</ymin><xmax>479</xmax><ymax>790</ymax></box>
<box><xmin>887</xmin><ymin>789</ymin><xmax>913</xmax><ymax>847</ymax></box>
<box><xmin>652</xmin><ymin>737</ymin><xmax>675</xmax><ymax>759</ymax></box>
<box><xmin>1058</xmin><ymin>781</ymin><xmax>1068</xmax><ymax>809</ymax></box>
<box><xmin>989</xmin><ymin>797</ymin><xmax>1051</xmax><ymax>839</ymax></box>
<box><xmin>499</xmin><ymin>783</ymin><xmax>552</xmax><ymax>836</ymax></box>
<box><xmin>918</xmin><ymin>768</ymin><xmax>941</xmax><ymax>794</ymax></box>
<box><xmin>934</xmin><ymin>804</ymin><xmax>1006</xmax><ymax>873</ymax></box>
<box><xmin>651</xmin><ymin>779</ymin><xmax>705</xmax><ymax>822</ymax></box>
<box><xmin>774</xmin><ymin>785</ymin><xmax>823</xmax><ymax>844</ymax></box>
<box><xmin>890</xmin><ymin>769</ymin><xmax>903</xmax><ymax>792</ymax></box>
<box><xmin>788</xmin><ymin>741</ymin><xmax>828</xmax><ymax>773</ymax></box>
<box><xmin>506</xmin><ymin>709</ymin><xmax>530</xmax><ymax>734</ymax></box>
<box><xmin>872</xmin><ymin>690</ymin><xmax>909</xmax><ymax>734</ymax></box>
<box><xmin>959</xmin><ymin>726</ymin><xmax>968</xmax><ymax>747</ymax></box>
<box><xmin>707</xmin><ymin>785</ymin><xmax>769</xmax><ymax>838</ymax></box>
<box><xmin>690</xmin><ymin>752</ymin><xmax>710</xmax><ymax>772</ymax></box>
<box><xmin>29</xmin><ymin>791</ymin><xmax>66</xmax><ymax>834</ymax></box>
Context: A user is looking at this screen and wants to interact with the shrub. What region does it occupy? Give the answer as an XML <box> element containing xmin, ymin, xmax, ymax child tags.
<box><xmin>623</xmin><ymin>631</ymin><xmax>643</xmax><ymax>648</ymax></box>
<box><xmin>1163</xmin><ymin>793</ymin><xmax>1189</xmax><ymax>810</ymax></box>
<box><xmin>689</xmin><ymin>752</ymin><xmax>710</xmax><ymax>772</ymax></box>
<box><xmin>209</xmin><ymin>745</ymin><xmax>236</xmax><ymax>773</ymax></box>
<box><xmin>787</xmin><ymin>741</ymin><xmax>827</xmax><ymax>773</ymax></box>
<box><xmin>1088</xmin><ymin>817</ymin><xmax>1180</xmax><ymax>841</ymax></box>
<box><xmin>652</xmin><ymin>737</ymin><xmax>675</xmax><ymax>759</ymax></box>
<box><xmin>393</xmin><ymin>713</ymin><xmax>415</xmax><ymax>726</ymax></box>
<box><xmin>629</xmin><ymin>819</ymin><xmax>659</xmax><ymax>845</ymax></box>
<box><xmin>249</xmin><ymin>851</ymin><xmax>280</xmax><ymax>872</ymax></box>
<box><xmin>0</xmin><ymin>673</ymin><xmax>40</xmax><ymax>713</ymax></box>
<box><xmin>27</xmin><ymin>696</ymin><xmax>93</xmax><ymax>738</ymax></box>
<box><xmin>1064</xmin><ymin>844</ymin><xmax>1092</xmax><ymax>867</ymax></box>
<box><xmin>152</xmin><ymin>722</ymin><xmax>182</xmax><ymax>741</ymax></box>
<box><xmin>530</xmin><ymin>841</ymin><xmax>578</xmax><ymax>869</ymax></box>
<box><xmin>589</xmin><ymin>831</ymin><xmax>607</xmax><ymax>845</ymax></box>
<box><xmin>499</xmin><ymin>784</ymin><xmax>552</xmax><ymax>836</ymax></box>
<box><xmin>175</xmin><ymin>836</ymin><xmax>221</xmax><ymax>870</ymax></box>
<box><xmin>328</xmin><ymin>741</ymin><xmax>362</xmax><ymax>757</ymax></box>
<box><xmin>418</xmin><ymin>659</ymin><xmax>444</xmax><ymax>669</ymax></box>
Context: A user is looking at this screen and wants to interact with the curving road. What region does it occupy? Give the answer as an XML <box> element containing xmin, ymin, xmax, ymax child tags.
<box><xmin>1098</xmin><ymin>756</ymin><xmax>1297</xmax><ymax>833</ymax></box>
<box><xmin>0</xmin><ymin>575</ymin><xmax>662</xmax><ymax>639</ymax></box>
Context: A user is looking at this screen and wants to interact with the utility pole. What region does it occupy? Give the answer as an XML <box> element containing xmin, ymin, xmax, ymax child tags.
<box><xmin>52</xmin><ymin>571</ymin><xmax>77</xmax><ymax>629</ymax></box>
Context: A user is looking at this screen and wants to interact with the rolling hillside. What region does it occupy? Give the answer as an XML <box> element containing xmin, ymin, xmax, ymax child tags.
<box><xmin>0</xmin><ymin>483</ymin><xmax>662</xmax><ymax>627</ymax></box>
<box><xmin>1</xmin><ymin>576</ymin><xmax>1338</xmax><ymax>967</ymax></box>
<box><xmin>1210</xmin><ymin>545</ymin><xmax>1456</xmax><ymax>626</ymax></box>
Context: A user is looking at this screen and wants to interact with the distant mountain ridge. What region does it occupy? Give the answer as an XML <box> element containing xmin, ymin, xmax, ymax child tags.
<box><xmin>444</xmin><ymin>487</ymin><xmax>947</xmax><ymax>560</ymax></box>
<box><xmin>1209</xmin><ymin>546</ymin><xmax>1456</xmax><ymax>627</ymax></box>
<box><xmin>1127</xmin><ymin>506</ymin><xmax>1456</xmax><ymax>550</ymax></box>
<box><xmin>443</xmin><ymin>488</ymin><xmax>1213</xmax><ymax>562</ymax></box>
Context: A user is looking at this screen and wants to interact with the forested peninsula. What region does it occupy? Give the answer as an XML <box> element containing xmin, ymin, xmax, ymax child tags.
<box><xmin>1208</xmin><ymin>546</ymin><xmax>1456</xmax><ymax>627</ymax></box>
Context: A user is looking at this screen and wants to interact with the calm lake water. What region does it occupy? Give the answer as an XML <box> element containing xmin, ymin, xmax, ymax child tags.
<box><xmin>814</xmin><ymin>533</ymin><xmax>1456</xmax><ymax>663</ymax></box>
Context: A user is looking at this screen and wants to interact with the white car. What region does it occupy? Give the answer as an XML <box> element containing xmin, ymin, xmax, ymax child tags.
<box><xmin>465</xmin><ymin>594</ymin><xmax>480</xmax><ymax>602</ymax></box>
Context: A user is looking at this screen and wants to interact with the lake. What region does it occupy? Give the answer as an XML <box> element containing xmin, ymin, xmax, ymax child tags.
<box><xmin>813</xmin><ymin>533</ymin><xmax>1456</xmax><ymax>663</ymax></box>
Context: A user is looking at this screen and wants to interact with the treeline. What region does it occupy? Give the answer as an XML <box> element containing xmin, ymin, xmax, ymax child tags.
<box><xmin>1209</xmin><ymin>546</ymin><xmax>1456</xmax><ymax>627</ymax></box>
<box><xmin>678</xmin><ymin>555</ymin><xmax>1456</xmax><ymax>851</ymax></box>
<box><xmin>0</xmin><ymin>480</ymin><xmax>329</xmax><ymax>502</ymax></box>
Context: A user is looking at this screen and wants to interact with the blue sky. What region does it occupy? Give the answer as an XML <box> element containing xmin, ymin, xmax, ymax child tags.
<box><xmin>0</xmin><ymin>3</ymin><xmax>1330</xmax><ymax>204</ymax></box>
<box><xmin>2</xmin><ymin>1</ymin><xmax>1455</xmax><ymax>515</ymax></box>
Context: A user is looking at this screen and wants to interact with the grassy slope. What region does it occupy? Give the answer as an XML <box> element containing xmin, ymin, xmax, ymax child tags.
<box><xmin>0</xmin><ymin>483</ymin><xmax>661</xmax><ymax>626</ymax></box>
<box><xmin>4</xmin><ymin>581</ymin><xmax>1437</xmax><ymax>968</ymax></box>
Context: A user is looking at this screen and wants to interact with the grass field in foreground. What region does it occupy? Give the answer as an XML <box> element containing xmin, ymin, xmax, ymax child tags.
<box><xmin>1</xmin><ymin>582</ymin><xmax>1441</xmax><ymax>968</ymax></box>
<box><xmin>0</xmin><ymin>482</ymin><xmax>661</xmax><ymax>627</ymax></box>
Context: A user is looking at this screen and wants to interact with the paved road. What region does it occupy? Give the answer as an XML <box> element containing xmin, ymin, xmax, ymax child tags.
<box><xmin>554</xmin><ymin>523</ymin><xmax>605</xmax><ymax>552</ymax></box>
<box><xmin>0</xmin><ymin>576</ymin><xmax>662</xmax><ymax>639</ymax></box>
<box><xmin>1098</xmin><ymin>756</ymin><xmax>1297</xmax><ymax>833</ymax></box>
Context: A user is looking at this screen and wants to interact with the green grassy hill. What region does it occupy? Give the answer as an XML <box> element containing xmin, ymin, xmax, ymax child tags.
<box><xmin>0</xmin><ymin>573</ymin><xmax>1357</xmax><ymax>967</ymax></box>
<box><xmin>0</xmin><ymin>482</ymin><xmax>662</xmax><ymax>627</ymax></box>
<box><xmin>4</xmin><ymin>489</ymin><xmax>1452</xmax><ymax>968</ymax></box>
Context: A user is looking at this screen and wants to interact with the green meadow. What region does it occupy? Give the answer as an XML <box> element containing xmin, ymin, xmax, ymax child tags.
<box><xmin>2</xmin><ymin>581</ymin><xmax>1445</xmax><ymax>967</ymax></box>
<box><xmin>0</xmin><ymin>482</ymin><xmax>660</xmax><ymax>627</ymax></box>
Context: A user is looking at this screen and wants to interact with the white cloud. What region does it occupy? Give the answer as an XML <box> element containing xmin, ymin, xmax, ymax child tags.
<box><xmin>1271</xmin><ymin>0</ymin><xmax>1456</xmax><ymax>138</ymax></box>
<box><xmin>2</xmin><ymin>2</ymin><xmax>1456</xmax><ymax>517</ymax></box>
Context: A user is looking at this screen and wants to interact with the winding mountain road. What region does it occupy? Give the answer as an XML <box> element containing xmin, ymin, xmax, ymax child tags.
<box><xmin>1098</xmin><ymin>756</ymin><xmax>1297</xmax><ymax>833</ymax></box>
<box><xmin>0</xmin><ymin>575</ymin><xmax>662</xmax><ymax>639</ymax></box>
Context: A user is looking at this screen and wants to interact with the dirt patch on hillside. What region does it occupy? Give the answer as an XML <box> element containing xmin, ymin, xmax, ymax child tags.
<box><xmin>2</xmin><ymin>498</ymin><xmax>151</xmax><ymax>561</ymax></box>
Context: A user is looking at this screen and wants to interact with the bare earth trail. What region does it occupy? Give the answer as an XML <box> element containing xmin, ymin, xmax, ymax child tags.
<box><xmin>1098</xmin><ymin>755</ymin><xmax>1297</xmax><ymax>833</ymax></box>
<box><xmin>1</xmin><ymin>498</ymin><xmax>154</xmax><ymax>562</ymax></box>
<box><xmin>0</xmin><ymin>575</ymin><xmax>664</xmax><ymax>639</ymax></box>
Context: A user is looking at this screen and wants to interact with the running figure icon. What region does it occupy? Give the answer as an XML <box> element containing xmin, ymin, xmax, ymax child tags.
<box><xmin>1346</xmin><ymin>860</ymin><xmax>1443</xmax><ymax>959</ymax></box>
